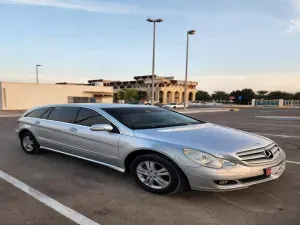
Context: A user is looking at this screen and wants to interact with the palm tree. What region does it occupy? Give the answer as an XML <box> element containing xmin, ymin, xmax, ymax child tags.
<box><xmin>257</xmin><ymin>90</ymin><xmax>268</xmax><ymax>99</ymax></box>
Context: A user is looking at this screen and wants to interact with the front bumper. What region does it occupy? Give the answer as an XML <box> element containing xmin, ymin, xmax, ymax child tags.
<box><xmin>181</xmin><ymin>153</ymin><xmax>286</xmax><ymax>192</ymax></box>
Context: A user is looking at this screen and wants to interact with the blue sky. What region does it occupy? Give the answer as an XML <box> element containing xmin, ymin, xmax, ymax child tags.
<box><xmin>0</xmin><ymin>0</ymin><xmax>299</xmax><ymax>93</ymax></box>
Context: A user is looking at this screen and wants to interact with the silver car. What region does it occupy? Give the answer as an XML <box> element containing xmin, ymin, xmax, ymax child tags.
<box><xmin>16</xmin><ymin>104</ymin><xmax>286</xmax><ymax>194</ymax></box>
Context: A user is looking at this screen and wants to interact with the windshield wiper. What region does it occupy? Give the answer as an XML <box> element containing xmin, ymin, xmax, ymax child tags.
<box><xmin>185</xmin><ymin>121</ymin><xmax>202</xmax><ymax>125</ymax></box>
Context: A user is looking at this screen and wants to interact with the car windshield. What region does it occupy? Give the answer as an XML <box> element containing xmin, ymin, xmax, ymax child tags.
<box><xmin>169</xmin><ymin>103</ymin><xmax>177</xmax><ymax>105</ymax></box>
<box><xmin>102</xmin><ymin>107</ymin><xmax>204</xmax><ymax>130</ymax></box>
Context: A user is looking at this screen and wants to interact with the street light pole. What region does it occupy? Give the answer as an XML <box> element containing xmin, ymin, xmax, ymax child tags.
<box><xmin>36</xmin><ymin>64</ymin><xmax>42</xmax><ymax>84</ymax></box>
<box><xmin>147</xmin><ymin>18</ymin><xmax>163</xmax><ymax>105</ymax></box>
<box><xmin>184</xmin><ymin>30</ymin><xmax>196</xmax><ymax>110</ymax></box>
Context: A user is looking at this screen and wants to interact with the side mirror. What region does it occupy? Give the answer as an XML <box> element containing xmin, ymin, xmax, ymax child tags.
<box><xmin>90</xmin><ymin>124</ymin><xmax>113</xmax><ymax>132</ymax></box>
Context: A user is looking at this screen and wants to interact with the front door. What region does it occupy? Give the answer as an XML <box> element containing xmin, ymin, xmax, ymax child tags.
<box><xmin>66</xmin><ymin>107</ymin><xmax>120</xmax><ymax>167</ymax></box>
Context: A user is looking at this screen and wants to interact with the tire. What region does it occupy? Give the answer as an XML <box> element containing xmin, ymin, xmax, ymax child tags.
<box><xmin>130</xmin><ymin>154</ymin><xmax>187</xmax><ymax>195</ymax></box>
<box><xmin>173</xmin><ymin>106</ymin><xmax>176</xmax><ymax>109</ymax></box>
<box><xmin>20</xmin><ymin>131</ymin><xmax>41</xmax><ymax>154</ymax></box>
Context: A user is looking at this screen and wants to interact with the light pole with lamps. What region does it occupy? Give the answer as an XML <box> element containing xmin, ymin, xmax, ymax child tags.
<box><xmin>147</xmin><ymin>18</ymin><xmax>163</xmax><ymax>105</ymax></box>
<box><xmin>184</xmin><ymin>30</ymin><xmax>196</xmax><ymax>110</ymax></box>
<box><xmin>36</xmin><ymin>64</ymin><xmax>42</xmax><ymax>84</ymax></box>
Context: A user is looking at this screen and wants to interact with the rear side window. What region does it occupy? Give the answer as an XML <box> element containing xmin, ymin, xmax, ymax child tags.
<box><xmin>48</xmin><ymin>107</ymin><xmax>80</xmax><ymax>123</ymax></box>
<box><xmin>41</xmin><ymin>107</ymin><xmax>54</xmax><ymax>119</ymax></box>
<box><xmin>25</xmin><ymin>107</ymin><xmax>51</xmax><ymax>118</ymax></box>
<box><xmin>75</xmin><ymin>108</ymin><xmax>110</xmax><ymax>127</ymax></box>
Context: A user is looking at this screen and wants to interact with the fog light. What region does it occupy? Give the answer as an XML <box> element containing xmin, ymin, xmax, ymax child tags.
<box><xmin>214</xmin><ymin>180</ymin><xmax>238</xmax><ymax>185</ymax></box>
<box><xmin>219</xmin><ymin>180</ymin><xmax>228</xmax><ymax>185</ymax></box>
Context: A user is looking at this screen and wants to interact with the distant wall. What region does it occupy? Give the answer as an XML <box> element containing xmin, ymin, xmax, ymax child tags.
<box><xmin>1</xmin><ymin>82</ymin><xmax>113</xmax><ymax>110</ymax></box>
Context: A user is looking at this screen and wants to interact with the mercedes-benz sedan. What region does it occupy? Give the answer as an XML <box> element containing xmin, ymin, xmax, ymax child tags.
<box><xmin>16</xmin><ymin>104</ymin><xmax>286</xmax><ymax>194</ymax></box>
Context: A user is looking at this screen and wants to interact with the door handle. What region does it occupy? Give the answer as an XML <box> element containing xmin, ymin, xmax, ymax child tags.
<box><xmin>69</xmin><ymin>127</ymin><xmax>78</xmax><ymax>132</ymax></box>
<box><xmin>35</xmin><ymin>121</ymin><xmax>40</xmax><ymax>125</ymax></box>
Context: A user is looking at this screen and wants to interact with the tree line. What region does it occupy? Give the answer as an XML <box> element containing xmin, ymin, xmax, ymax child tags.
<box><xmin>117</xmin><ymin>89</ymin><xmax>147</xmax><ymax>102</ymax></box>
<box><xmin>196</xmin><ymin>89</ymin><xmax>300</xmax><ymax>105</ymax></box>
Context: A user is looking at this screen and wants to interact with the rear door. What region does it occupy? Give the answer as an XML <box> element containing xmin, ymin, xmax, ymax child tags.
<box><xmin>67</xmin><ymin>107</ymin><xmax>121</xmax><ymax>167</ymax></box>
<box><xmin>41</xmin><ymin>106</ymin><xmax>80</xmax><ymax>154</ymax></box>
<box><xmin>22</xmin><ymin>107</ymin><xmax>53</xmax><ymax>146</ymax></box>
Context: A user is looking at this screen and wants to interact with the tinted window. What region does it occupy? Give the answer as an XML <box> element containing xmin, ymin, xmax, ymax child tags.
<box><xmin>48</xmin><ymin>107</ymin><xmax>79</xmax><ymax>123</ymax></box>
<box><xmin>75</xmin><ymin>108</ymin><xmax>110</xmax><ymax>127</ymax></box>
<box><xmin>25</xmin><ymin>107</ymin><xmax>50</xmax><ymax>118</ymax></box>
<box><xmin>41</xmin><ymin>107</ymin><xmax>54</xmax><ymax>119</ymax></box>
<box><xmin>102</xmin><ymin>107</ymin><xmax>204</xmax><ymax>130</ymax></box>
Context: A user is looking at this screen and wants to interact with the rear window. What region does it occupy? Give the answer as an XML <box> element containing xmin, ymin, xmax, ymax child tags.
<box><xmin>102</xmin><ymin>107</ymin><xmax>203</xmax><ymax>130</ymax></box>
<box><xmin>48</xmin><ymin>107</ymin><xmax>80</xmax><ymax>123</ymax></box>
<box><xmin>25</xmin><ymin>107</ymin><xmax>51</xmax><ymax>118</ymax></box>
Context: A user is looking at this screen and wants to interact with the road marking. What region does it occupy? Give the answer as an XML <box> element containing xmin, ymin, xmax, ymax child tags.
<box><xmin>0</xmin><ymin>170</ymin><xmax>100</xmax><ymax>225</ymax></box>
<box><xmin>223</xmin><ymin>122</ymin><xmax>300</xmax><ymax>128</ymax></box>
<box><xmin>286</xmin><ymin>161</ymin><xmax>300</xmax><ymax>165</ymax></box>
<box><xmin>182</xmin><ymin>109</ymin><xmax>231</xmax><ymax>114</ymax></box>
<box><xmin>256</xmin><ymin>133</ymin><xmax>300</xmax><ymax>139</ymax></box>
<box><xmin>0</xmin><ymin>121</ymin><xmax>10</xmax><ymax>124</ymax></box>
<box><xmin>259</xmin><ymin>110</ymin><xmax>293</xmax><ymax>112</ymax></box>
<box><xmin>255</xmin><ymin>116</ymin><xmax>300</xmax><ymax>121</ymax></box>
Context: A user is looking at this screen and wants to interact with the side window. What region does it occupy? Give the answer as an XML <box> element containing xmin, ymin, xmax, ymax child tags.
<box><xmin>25</xmin><ymin>107</ymin><xmax>50</xmax><ymax>118</ymax></box>
<box><xmin>48</xmin><ymin>107</ymin><xmax>80</xmax><ymax>123</ymax></box>
<box><xmin>41</xmin><ymin>107</ymin><xmax>54</xmax><ymax>119</ymax></box>
<box><xmin>75</xmin><ymin>108</ymin><xmax>110</xmax><ymax>127</ymax></box>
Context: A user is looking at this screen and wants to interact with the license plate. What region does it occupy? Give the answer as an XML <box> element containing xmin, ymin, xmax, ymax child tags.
<box><xmin>264</xmin><ymin>163</ymin><xmax>285</xmax><ymax>176</ymax></box>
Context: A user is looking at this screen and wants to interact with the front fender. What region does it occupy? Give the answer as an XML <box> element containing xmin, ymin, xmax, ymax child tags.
<box><xmin>118</xmin><ymin>135</ymin><xmax>199</xmax><ymax>169</ymax></box>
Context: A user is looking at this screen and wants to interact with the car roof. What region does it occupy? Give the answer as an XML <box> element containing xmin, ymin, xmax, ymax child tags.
<box><xmin>35</xmin><ymin>103</ymin><xmax>155</xmax><ymax>109</ymax></box>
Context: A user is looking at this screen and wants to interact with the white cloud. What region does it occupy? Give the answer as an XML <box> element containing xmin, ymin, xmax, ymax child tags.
<box><xmin>195</xmin><ymin>74</ymin><xmax>300</xmax><ymax>94</ymax></box>
<box><xmin>287</xmin><ymin>17</ymin><xmax>300</xmax><ymax>33</ymax></box>
<box><xmin>290</xmin><ymin>0</ymin><xmax>300</xmax><ymax>11</ymax></box>
<box><xmin>286</xmin><ymin>0</ymin><xmax>300</xmax><ymax>33</ymax></box>
<box><xmin>0</xmin><ymin>0</ymin><xmax>135</xmax><ymax>13</ymax></box>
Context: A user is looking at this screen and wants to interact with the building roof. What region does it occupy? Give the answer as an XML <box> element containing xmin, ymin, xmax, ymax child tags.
<box><xmin>88</xmin><ymin>76</ymin><xmax>198</xmax><ymax>86</ymax></box>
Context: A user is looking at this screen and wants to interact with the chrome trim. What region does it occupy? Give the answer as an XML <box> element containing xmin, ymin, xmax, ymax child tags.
<box><xmin>236</xmin><ymin>143</ymin><xmax>281</xmax><ymax>165</ymax></box>
<box><xmin>40</xmin><ymin>146</ymin><xmax>125</xmax><ymax>173</ymax></box>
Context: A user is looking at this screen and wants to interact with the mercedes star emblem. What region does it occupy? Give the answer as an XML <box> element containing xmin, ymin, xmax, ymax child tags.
<box><xmin>264</xmin><ymin>149</ymin><xmax>273</xmax><ymax>159</ymax></box>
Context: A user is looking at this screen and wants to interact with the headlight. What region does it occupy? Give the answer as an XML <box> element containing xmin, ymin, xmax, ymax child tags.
<box><xmin>183</xmin><ymin>149</ymin><xmax>236</xmax><ymax>169</ymax></box>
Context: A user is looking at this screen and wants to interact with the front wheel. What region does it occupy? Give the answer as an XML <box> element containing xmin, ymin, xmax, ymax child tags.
<box><xmin>20</xmin><ymin>131</ymin><xmax>41</xmax><ymax>154</ymax></box>
<box><xmin>130</xmin><ymin>154</ymin><xmax>187</xmax><ymax>195</ymax></box>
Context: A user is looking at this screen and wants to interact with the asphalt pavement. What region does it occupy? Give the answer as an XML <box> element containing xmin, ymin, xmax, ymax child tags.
<box><xmin>0</xmin><ymin>108</ymin><xmax>299</xmax><ymax>225</ymax></box>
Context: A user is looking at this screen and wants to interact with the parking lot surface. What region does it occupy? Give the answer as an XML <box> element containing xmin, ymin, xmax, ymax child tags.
<box><xmin>0</xmin><ymin>108</ymin><xmax>299</xmax><ymax>225</ymax></box>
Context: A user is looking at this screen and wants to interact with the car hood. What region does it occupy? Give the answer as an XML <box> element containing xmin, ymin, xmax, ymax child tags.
<box><xmin>134</xmin><ymin>123</ymin><xmax>272</xmax><ymax>158</ymax></box>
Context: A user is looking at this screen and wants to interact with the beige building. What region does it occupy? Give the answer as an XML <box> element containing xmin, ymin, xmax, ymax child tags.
<box><xmin>88</xmin><ymin>75</ymin><xmax>198</xmax><ymax>104</ymax></box>
<box><xmin>0</xmin><ymin>82</ymin><xmax>113</xmax><ymax>110</ymax></box>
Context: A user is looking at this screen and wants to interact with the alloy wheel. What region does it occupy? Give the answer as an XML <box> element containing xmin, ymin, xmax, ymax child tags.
<box><xmin>136</xmin><ymin>161</ymin><xmax>171</xmax><ymax>189</ymax></box>
<box><xmin>23</xmin><ymin>136</ymin><xmax>34</xmax><ymax>152</ymax></box>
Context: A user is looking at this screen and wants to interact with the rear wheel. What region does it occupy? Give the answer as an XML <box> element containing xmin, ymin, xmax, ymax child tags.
<box><xmin>130</xmin><ymin>154</ymin><xmax>187</xmax><ymax>195</ymax></box>
<box><xmin>20</xmin><ymin>131</ymin><xmax>41</xmax><ymax>154</ymax></box>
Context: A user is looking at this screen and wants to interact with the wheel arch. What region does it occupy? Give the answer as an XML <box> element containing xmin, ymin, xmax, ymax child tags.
<box><xmin>18</xmin><ymin>129</ymin><xmax>36</xmax><ymax>140</ymax></box>
<box><xmin>124</xmin><ymin>149</ymin><xmax>190</xmax><ymax>188</ymax></box>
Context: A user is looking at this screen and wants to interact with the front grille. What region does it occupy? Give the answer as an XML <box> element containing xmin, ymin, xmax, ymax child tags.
<box><xmin>236</xmin><ymin>143</ymin><xmax>280</xmax><ymax>164</ymax></box>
